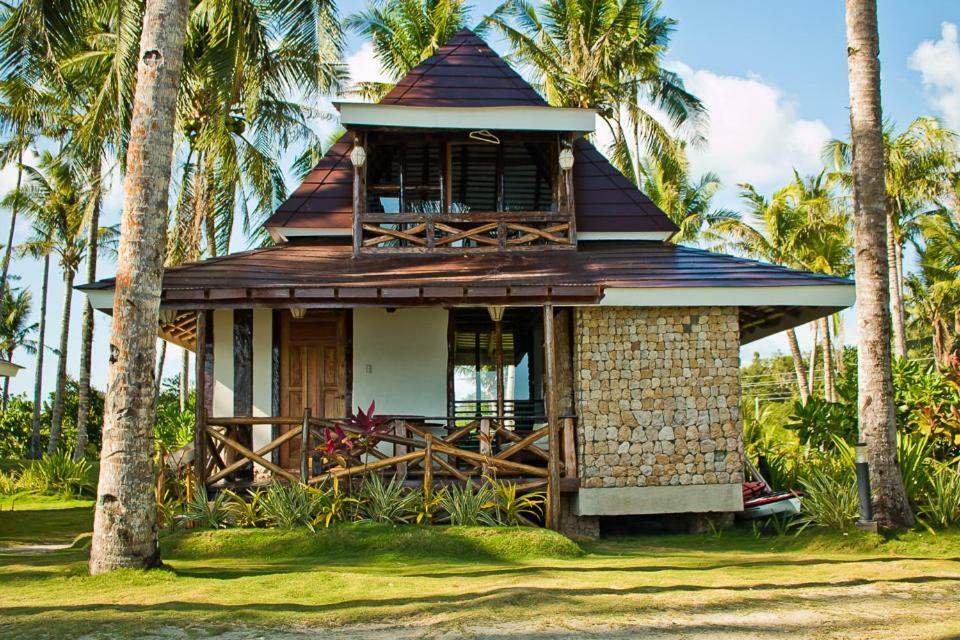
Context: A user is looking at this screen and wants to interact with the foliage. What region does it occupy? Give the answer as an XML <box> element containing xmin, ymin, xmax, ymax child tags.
<box><xmin>356</xmin><ymin>474</ymin><xmax>415</xmax><ymax>524</ymax></box>
<box><xmin>917</xmin><ymin>461</ymin><xmax>960</xmax><ymax>529</ymax></box>
<box><xmin>487</xmin><ymin>478</ymin><xmax>545</xmax><ymax>525</ymax></box>
<box><xmin>183</xmin><ymin>484</ymin><xmax>232</xmax><ymax>529</ymax></box>
<box><xmin>154</xmin><ymin>388</ymin><xmax>195</xmax><ymax>450</ymax></box>
<box><xmin>406</xmin><ymin>485</ymin><xmax>446</xmax><ymax>524</ymax></box>
<box><xmin>785</xmin><ymin>396</ymin><xmax>858</xmax><ymax>450</ymax></box>
<box><xmin>318</xmin><ymin>402</ymin><xmax>392</xmax><ymax>466</ymax></box>
<box><xmin>439</xmin><ymin>482</ymin><xmax>498</xmax><ymax>526</ymax></box>
<box><xmin>259</xmin><ymin>482</ymin><xmax>324</xmax><ymax>529</ymax></box>
<box><xmin>895</xmin><ymin>356</ymin><xmax>960</xmax><ymax>448</ymax></box>
<box><xmin>0</xmin><ymin>396</ymin><xmax>35</xmax><ymax>458</ymax></box>
<box><xmin>0</xmin><ymin>451</ymin><xmax>97</xmax><ymax>498</ymax></box>
<box><xmin>224</xmin><ymin>489</ymin><xmax>267</xmax><ymax>528</ymax></box>
<box><xmin>794</xmin><ymin>450</ymin><xmax>859</xmax><ymax>532</ymax></box>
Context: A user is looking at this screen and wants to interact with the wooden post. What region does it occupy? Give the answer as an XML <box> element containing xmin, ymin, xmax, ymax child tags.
<box><xmin>479</xmin><ymin>418</ymin><xmax>492</xmax><ymax>477</ymax></box>
<box><xmin>300</xmin><ymin>408</ymin><xmax>311</xmax><ymax>483</ymax></box>
<box><xmin>543</xmin><ymin>303</ymin><xmax>561</xmax><ymax>530</ymax></box>
<box><xmin>562</xmin><ymin>417</ymin><xmax>577</xmax><ymax>479</ymax></box>
<box><xmin>193</xmin><ymin>311</ymin><xmax>207</xmax><ymax>487</ymax></box>
<box><xmin>352</xmin><ymin>131</ymin><xmax>365</xmax><ymax>257</ymax></box>
<box><xmin>495</xmin><ymin>318</ymin><xmax>505</xmax><ymax>420</ymax></box>
<box><xmin>394</xmin><ymin>419</ymin><xmax>408</xmax><ymax>481</ymax></box>
<box><xmin>424</xmin><ymin>433</ymin><xmax>434</xmax><ymax>497</ymax></box>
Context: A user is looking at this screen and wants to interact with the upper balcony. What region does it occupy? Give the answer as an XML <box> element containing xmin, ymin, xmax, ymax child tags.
<box><xmin>339</xmin><ymin>102</ymin><xmax>595</xmax><ymax>254</ymax></box>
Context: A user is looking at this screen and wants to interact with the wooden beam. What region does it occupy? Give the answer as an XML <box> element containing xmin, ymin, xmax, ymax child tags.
<box><xmin>206</xmin><ymin>426</ymin><xmax>297</xmax><ymax>483</ymax></box>
<box><xmin>207</xmin><ymin>427</ymin><xmax>301</xmax><ymax>484</ymax></box>
<box><xmin>543</xmin><ymin>303</ymin><xmax>561</xmax><ymax>530</ymax></box>
<box><xmin>193</xmin><ymin>312</ymin><xmax>207</xmax><ymax>487</ymax></box>
<box><xmin>562</xmin><ymin>417</ymin><xmax>577</xmax><ymax>479</ymax></box>
<box><xmin>495</xmin><ymin>426</ymin><xmax>549</xmax><ymax>461</ymax></box>
<box><xmin>309</xmin><ymin>450</ymin><xmax>425</xmax><ymax>483</ymax></box>
<box><xmin>300</xmin><ymin>408</ymin><xmax>311</xmax><ymax>482</ymax></box>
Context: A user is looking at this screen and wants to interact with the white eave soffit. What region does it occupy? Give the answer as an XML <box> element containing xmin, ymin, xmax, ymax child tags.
<box><xmin>336</xmin><ymin>102</ymin><xmax>596</xmax><ymax>133</ymax></box>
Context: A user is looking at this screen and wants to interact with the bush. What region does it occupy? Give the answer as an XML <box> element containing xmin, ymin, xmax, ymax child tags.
<box><xmin>795</xmin><ymin>451</ymin><xmax>859</xmax><ymax>531</ymax></box>
<box><xmin>155</xmin><ymin>388</ymin><xmax>195</xmax><ymax>450</ymax></box>
<box><xmin>440</xmin><ymin>482</ymin><xmax>498</xmax><ymax>526</ymax></box>
<box><xmin>259</xmin><ymin>482</ymin><xmax>323</xmax><ymax>529</ymax></box>
<box><xmin>918</xmin><ymin>461</ymin><xmax>960</xmax><ymax>529</ymax></box>
<box><xmin>357</xmin><ymin>475</ymin><xmax>414</xmax><ymax>524</ymax></box>
<box><xmin>0</xmin><ymin>397</ymin><xmax>35</xmax><ymax>458</ymax></box>
<box><xmin>183</xmin><ymin>484</ymin><xmax>232</xmax><ymax>529</ymax></box>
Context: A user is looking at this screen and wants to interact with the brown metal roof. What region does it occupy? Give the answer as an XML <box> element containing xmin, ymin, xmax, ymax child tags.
<box><xmin>380</xmin><ymin>30</ymin><xmax>548</xmax><ymax>107</ymax></box>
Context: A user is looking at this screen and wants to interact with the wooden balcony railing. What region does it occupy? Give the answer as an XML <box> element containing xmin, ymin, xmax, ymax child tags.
<box><xmin>196</xmin><ymin>411</ymin><xmax>579</xmax><ymax>530</ymax></box>
<box><xmin>357</xmin><ymin>211</ymin><xmax>575</xmax><ymax>253</ymax></box>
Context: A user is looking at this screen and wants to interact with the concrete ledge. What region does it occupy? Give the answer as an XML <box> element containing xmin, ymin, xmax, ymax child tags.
<box><xmin>575</xmin><ymin>483</ymin><xmax>744</xmax><ymax>516</ymax></box>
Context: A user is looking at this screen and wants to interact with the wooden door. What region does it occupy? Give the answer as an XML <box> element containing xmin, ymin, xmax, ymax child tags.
<box><xmin>279</xmin><ymin>311</ymin><xmax>347</xmax><ymax>468</ymax></box>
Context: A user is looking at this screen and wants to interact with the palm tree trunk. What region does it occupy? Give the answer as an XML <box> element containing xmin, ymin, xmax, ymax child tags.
<box><xmin>836</xmin><ymin>313</ymin><xmax>847</xmax><ymax>377</ymax></box>
<box><xmin>29</xmin><ymin>254</ymin><xmax>50</xmax><ymax>459</ymax></box>
<box><xmin>179</xmin><ymin>347</ymin><xmax>189</xmax><ymax>411</ymax></box>
<box><xmin>47</xmin><ymin>268</ymin><xmax>76</xmax><ymax>454</ymax></box>
<box><xmin>0</xmin><ymin>150</ymin><xmax>24</xmax><ymax>301</ymax></box>
<box><xmin>807</xmin><ymin>322</ymin><xmax>819</xmax><ymax>398</ymax></box>
<box><xmin>89</xmin><ymin>0</ymin><xmax>191</xmax><ymax>575</ymax></box>
<box><xmin>75</xmin><ymin>158</ymin><xmax>103</xmax><ymax>461</ymax></box>
<box><xmin>785</xmin><ymin>328</ymin><xmax>809</xmax><ymax>404</ymax></box>
<box><xmin>820</xmin><ymin>317</ymin><xmax>835</xmax><ymax>402</ymax></box>
<box><xmin>886</xmin><ymin>206</ymin><xmax>906</xmax><ymax>358</ymax></box>
<box><xmin>2</xmin><ymin>352</ymin><xmax>11</xmax><ymax>410</ymax></box>
<box><xmin>845</xmin><ymin>0</ymin><xmax>915</xmax><ymax>528</ymax></box>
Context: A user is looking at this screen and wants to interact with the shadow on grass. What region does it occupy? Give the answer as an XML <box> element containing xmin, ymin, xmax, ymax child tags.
<box><xmin>0</xmin><ymin>507</ymin><xmax>93</xmax><ymax>546</ymax></box>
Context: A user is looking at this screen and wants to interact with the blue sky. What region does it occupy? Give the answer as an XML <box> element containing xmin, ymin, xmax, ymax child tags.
<box><xmin>4</xmin><ymin>0</ymin><xmax>960</xmax><ymax>398</ymax></box>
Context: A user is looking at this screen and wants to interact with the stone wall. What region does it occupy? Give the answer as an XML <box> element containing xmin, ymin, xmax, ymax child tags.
<box><xmin>574</xmin><ymin>306</ymin><xmax>744</xmax><ymax>490</ymax></box>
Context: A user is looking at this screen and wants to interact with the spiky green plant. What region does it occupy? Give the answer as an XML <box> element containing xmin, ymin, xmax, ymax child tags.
<box><xmin>357</xmin><ymin>474</ymin><xmax>414</xmax><ymax>524</ymax></box>
<box><xmin>440</xmin><ymin>482</ymin><xmax>497</xmax><ymax>526</ymax></box>
<box><xmin>487</xmin><ymin>478</ymin><xmax>545</xmax><ymax>526</ymax></box>
<box><xmin>224</xmin><ymin>489</ymin><xmax>267</xmax><ymax>528</ymax></box>
<box><xmin>183</xmin><ymin>485</ymin><xmax>232</xmax><ymax>529</ymax></box>
<box><xmin>260</xmin><ymin>482</ymin><xmax>323</xmax><ymax>529</ymax></box>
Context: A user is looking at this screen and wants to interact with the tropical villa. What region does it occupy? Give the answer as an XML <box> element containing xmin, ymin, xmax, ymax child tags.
<box><xmin>81</xmin><ymin>30</ymin><xmax>854</xmax><ymax>536</ymax></box>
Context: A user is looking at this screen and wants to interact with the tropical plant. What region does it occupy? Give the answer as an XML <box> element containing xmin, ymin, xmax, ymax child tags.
<box><xmin>183</xmin><ymin>484</ymin><xmax>232</xmax><ymax>529</ymax></box>
<box><xmin>916</xmin><ymin>461</ymin><xmax>960</xmax><ymax>529</ymax></box>
<box><xmin>486</xmin><ymin>0</ymin><xmax>704</xmax><ymax>179</ymax></box>
<box><xmin>439</xmin><ymin>482</ymin><xmax>497</xmax><ymax>525</ymax></box>
<box><xmin>346</xmin><ymin>0</ymin><xmax>469</xmax><ymax>100</ymax></box>
<box><xmin>406</xmin><ymin>485</ymin><xmax>446</xmax><ymax>524</ymax></box>
<box><xmin>156</xmin><ymin>487</ymin><xmax>184</xmax><ymax>531</ymax></box>
<box><xmin>259</xmin><ymin>481</ymin><xmax>323</xmax><ymax>529</ymax></box>
<box><xmin>312</xmin><ymin>478</ymin><xmax>359</xmax><ymax>528</ymax></box>
<box><xmin>357</xmin><ymin>474</ymin><xmax>414</xmax><ymax>524</ymax></box>
<box><xmin>25</xmin><ymin>450</ymin><xmax>95</xmax><ymax>497</ymax></box>
<box><xmin>224</xmin><ymin>489</ymin><xmax>267</xmax><ymax>528</ymax></box>
<box><xmin>487</xmin><ymin>478</ymin><xmax>545</xmax><ymax>525</ymax></box>
<box><xmin>794</xmin><ymin>451</ymin><xmax>858</xmax><ymax>531</ymax></box>
<box><xmin>0</xmin><ymin>285</ymin><xmax>36</xmax><ymax>409</ymax></box>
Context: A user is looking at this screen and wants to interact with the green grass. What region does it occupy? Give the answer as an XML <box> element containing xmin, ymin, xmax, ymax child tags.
<box><xmin>2</xmin><ymin>497</ymin><xmax>960</xmax><ymax>639</ymax></box>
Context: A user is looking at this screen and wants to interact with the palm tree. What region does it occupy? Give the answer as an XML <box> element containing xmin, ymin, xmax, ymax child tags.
<box><xmin>20</xmin><ymin>242</ymin><xmax>50</xmax><ymax>460</ymax></box>
<box><xmin>844</xmin><ymin>0</ymin><xmax>914</xmax><ymax>528</ymax></box>
<box><xmin>487</xmin><ymin>0</ymin><xmax>704</xmax><ymax>179</ymax></box>
<box><xmin>0</xmin><ymin>285</ymin><xmax>36</xmax><ymax>409</ymax></box>
<box><xmin>17</xmin><ymin>151</ymin><xmax>93</xmax><ymax>454</ymax></box>
<box><xmin>635</xmin><ymin>139</ymin><xmax>734</xmax><ymax>244</ymax></box>
<box><xmin>714</xmin><ymin>183</ymin><xmax>813</xmax><ymax>404</ymax></box>
<box><xmin>825</xmin><ymin>117</ymin><xmax>957</xmax><ymax>358</ymax></box>
<box><xmin>910</xmin><ymin>206</ymin><xmax>960</xmax><ymax>367</ymax></box>
<box><xmin>89</xmin><ymin>0</ymin><xmax>191</xmax><ymax>575</ymax></box>
<box><xmin>346</xmin><ymin>0</ymin><xmax>469</xmax><ymax>100</ymax></box>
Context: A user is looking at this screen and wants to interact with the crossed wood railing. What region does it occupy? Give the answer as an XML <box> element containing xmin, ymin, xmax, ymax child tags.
<box><xmin>195</xmin><ymin>411</ymin><xmax>579</xmax><ymax>530</ymax></box>
<box><xmin>358</xmin><ymin>211</ymin><xmax>575</xmax><ymax>252</ymax></box>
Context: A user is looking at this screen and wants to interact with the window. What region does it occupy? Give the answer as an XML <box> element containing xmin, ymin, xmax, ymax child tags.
<box><xmin>451</xmin><ymin>308</ymin><xmax>544</xmax><ymax>421</ymax></box>
<box><xmin>448</xmin><ymin>142</ymin><xmax>553</xmax><ymax>213</ymax></box>
<box><xmin>365</xmin><ymin>142</ymin><xmax>442</xmax><ymax>214</ymax></box>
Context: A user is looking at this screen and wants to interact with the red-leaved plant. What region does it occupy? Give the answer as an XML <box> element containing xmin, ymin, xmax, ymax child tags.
<box><xmin>317</xmin><ymin>401</ymin><xmax>392</xmax><ymax>467</ymax></box>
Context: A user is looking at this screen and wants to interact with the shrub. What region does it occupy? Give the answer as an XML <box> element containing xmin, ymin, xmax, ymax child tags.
<box><xmin>259</xmin><ymin>482</ymin><xmax>322</xmax><ymax>529</ymax></box>
<box><xmin>24</xmin><ymin>451</ymin><xmax>95</xmax><ymax>497</ymax></box>
<box><xmin>917</xmin><ymin>462</ymin><xmax>960</xmax><ymax>529</ymax></box>
<box><xmin>224</xmin><ymin>489</ymin><xmax>267</xmax><ymax>528</ymax></box>
<box><xmin>795</xmin><ymin>452</ymin><xmax>859</xmax><ymax>531</ymax></box>
<box><xmin>155</xmin><ymin>389</ymin><xmax>195</xmax><ymax>450</ymax></box>
<box><xmin>0</xmin><ymin>397</ymin><xmax>35</xmax><ymax>458</ymax></box>
<box><xmin>440</xmin><ymin>482</ymin><xmax>497</xmax><ymax>526</ymax></box>
<box><xmin>0</xmin><ymin>469</ymin><xmax>17</xmax><ymax>494</ymax></box>
<box><xmin>311</xmin><ymin>479</ymin><xmax>358</xmax><ymax>528</ymax></box>
<box><xmin>183</xmin><ymin>484</ymin><xmax>232</xmax><ymax>529</ymax></box>
<box><xmin>487</xmin><ymin>478</ymin><xmax>545</xmax><ymax>526</ymax></box>
<box><xmin>406</xmin><ymin>485</ymin><xmax>446</xmax><ymax>524</ymax></box>
<box><xmin>357</xmin><ymin>475</ymin><xmax>414</xmax><ymax>524</ymax></box>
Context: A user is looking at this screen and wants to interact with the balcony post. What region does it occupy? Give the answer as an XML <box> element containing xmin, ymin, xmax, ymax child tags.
<box><xmin>543</xmin><ymin>303</ymin><xmax>561</xmax><ymax>530</ymax></box>
<box><xmin>193</xmin><ymin>310</ymin><xmax>207</xmax><ymax>488</ymax></box>
<box><xmin>352</xmin><ymin>130</ymin><xmax>366</xmax><ymax>257</ymax></box>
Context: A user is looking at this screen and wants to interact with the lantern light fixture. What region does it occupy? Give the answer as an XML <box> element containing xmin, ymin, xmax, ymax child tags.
<box><xmin>558</xmin><ymin>146</ymin><xmax>575</xmax><ymax>171</ymax></box>
<box><xmin>350</xmin><ymin>145</ymin><xmax>366</xmax><ymax>168</ymax></box>
<box><xmin>290</xmin><ymin>307</ymin><xmax>307</xmax><ymax>319</ymax></box>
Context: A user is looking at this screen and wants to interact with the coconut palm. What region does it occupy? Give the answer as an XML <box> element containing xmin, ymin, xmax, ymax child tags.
<box><xmin>346</xmin><ymin>0</ymin><xmax>469</xmax><ymax>100</ymax></box>
<box><xmin>0</xmin><ymin>285</ymin><xmax>36</xmax><ymax>409</ymax></box>
<box><xmin>825</xmin><ymin>117</ymin><xmax>958</xmax><ymax>358</ymax></box>
<box><xmin>843</xmin><ymin>0</ymin><xmax>914</xmax><ymax>528</ymax></box>
<box><xmin>487</xmin><ymin>0</ymin><xmax>704</xmax><ymax>178</ymax></box>
<box><xmin>17</xmin><ymin>151</ymin><xmax>95</xmax><ymax>454</ymax></box>
<box><xmin>910</xmin><ymin>206</ymin><xmax>960</xmax><ymax>367</ymax></box>
<box><xmin>636</xmin><ymin>139</ymin><xmax>734</xmax><ymax>244</ymax></box>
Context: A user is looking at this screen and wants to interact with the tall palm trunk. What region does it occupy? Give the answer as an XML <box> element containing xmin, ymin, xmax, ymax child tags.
<box><xmin>844</xmin><ymin>0</ymin><xmax>914</xmax><ymax>528</ymax></box>
<box><xmin>0</xmin><ymin>150</ymin><xmax>24</xmax><ymax>300</ymax></box>
<box><xmin>886</xmin><ymin>207</ymin><xmax>906</xmax><ymax>358</ymax></box>
<box><xmin>836</xmin><ymin>313</ymin><xmax>847</xmax><ymax>377</ymax></box>
<box><xmin>179</xmin><ymin>347</ymin><xmax>189</xmax><ymax>411</ymax></box>
<box><xmin>75</xmin><ymin>158</ymin><xmax>103</xmax><ymax>461</ymax></box>
<box><xmin>47</xmin><ymin>267</ymin><xmax>76</xmax><ymax>454</ymax></box>
<box><xmin>29</xmin><ymin>254</ymin><xmax>50</xmax><ymax>459</ymax></box>
<box><xmin>785</xmin><ymin>328</ymin><xmax>809</xmax><ymax>404</ymax></box>
<box><xmin>155</xmin><ymin>339</ymin><xmax>167</xmax><ymax>398</ymax></box>
<box><xmin>2</xmin><ymin>349</ymin><xmax>12</xmax><ymax>409</ymax></box>
<box><xmin>820</xmin><ymin>317</ymin><xmax>836</xmax><ymax>402</ymax></box>
<box><xmin>807</xmin><ymin>322</ymin><xmax>819</xmax><ymax>398</ymax></box>
<box><xmin>90</xmin><ymin>0</ymin><xmax>191</xmax><ymax>575</ymax></box>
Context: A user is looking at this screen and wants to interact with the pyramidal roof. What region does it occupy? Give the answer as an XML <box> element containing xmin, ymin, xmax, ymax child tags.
<box><xmin>265</xmin><ymin>30</ymin><xmax>678</xmax><ymax>236</ymax></box>
<box><xmin>380</xmin><ymin>29</ymin><xmax>548</xmax><ymax>107</ymax></box>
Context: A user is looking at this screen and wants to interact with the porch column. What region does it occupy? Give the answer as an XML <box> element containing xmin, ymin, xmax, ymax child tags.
<box><xmin>543</xmin><ymin>303</ymin><xmax>561</xmax><ymax>531</ymax></box>
<box><xmin>193</xmin><ymin>310</ymin><xmax>207</xmax><ymax>487</ymax></box>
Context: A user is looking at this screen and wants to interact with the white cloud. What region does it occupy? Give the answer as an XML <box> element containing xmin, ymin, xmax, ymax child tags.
<box><xmin>670</xmin><ymin>62</ymin><xmax>832</xmax><ymax>190</ymax></box>
<box><xmin>345</xmin><ymin>42</ymin><xmax>391</xmax><ymax>89</ymax></box>
<box><xmin>909</xmin><ymin>22</ymin><xmax>960</xmax><ymax>131</ymax></box>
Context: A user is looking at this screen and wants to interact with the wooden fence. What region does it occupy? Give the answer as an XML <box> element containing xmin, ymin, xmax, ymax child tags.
<box><xmin>195</xmin><ymin>411</ymin><xmax>578</xmax><ymax>530</ymax></box>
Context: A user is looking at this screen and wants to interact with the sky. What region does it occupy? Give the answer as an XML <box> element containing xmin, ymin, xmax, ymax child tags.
<box><xmin>3</xmin><ymin>0</ymin><xmax>960</xmax><ymax>399</ymax></box>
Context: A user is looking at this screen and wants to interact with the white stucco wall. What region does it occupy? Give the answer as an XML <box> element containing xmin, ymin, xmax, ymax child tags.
<box><xmin>212</xmin><ymin>309</ymin><xmax>234</xmax><ymax>418</ymax></box>
<box><xmin>251</xmin><ymin>309</ymin><xmax>273</xmax><ymax>451</ymax></box>
<box><xmin>352</xmin><ymin>308</ymin><xmax>448</xmax><ymax>417</ymax></box>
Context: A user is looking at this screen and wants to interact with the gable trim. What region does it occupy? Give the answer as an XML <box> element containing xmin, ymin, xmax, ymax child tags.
<box><xmin>337</xmin><ymin>103</ymin><xmax>596</xmax><ymax>133</ymax></box>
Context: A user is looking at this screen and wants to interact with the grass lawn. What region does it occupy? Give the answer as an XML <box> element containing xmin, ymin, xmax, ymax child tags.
<box><xmin>1</xmin><ymin>498</ymin><xmax>960</xmax><ymax>639</ymax></box>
